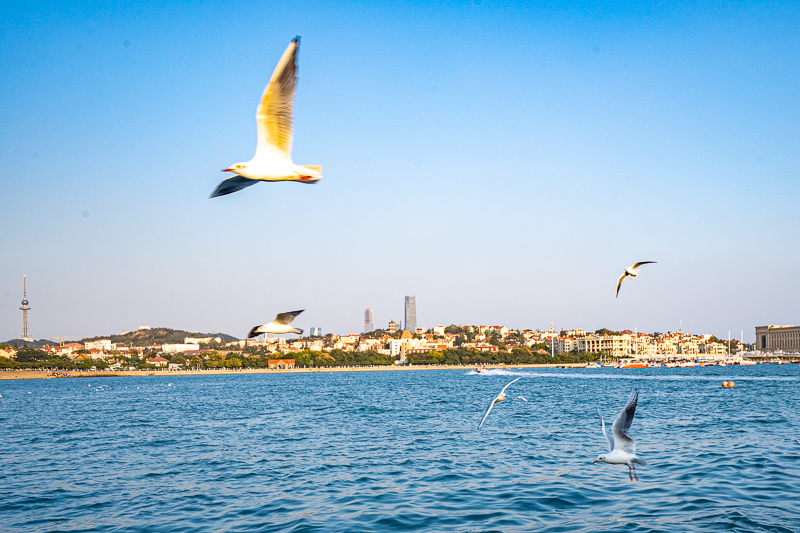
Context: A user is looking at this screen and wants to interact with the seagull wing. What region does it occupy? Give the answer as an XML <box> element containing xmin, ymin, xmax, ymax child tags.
<box><xmin>255</xmin><ymin>37</ymin><xmax>299</xmax><ymax>159</ymax></box>
<box><xmin>611</xmin><ymin>386</ymin><xmax>638</xmax><ymax>454</ymax></box>
<box><xmin>210</xmin><ymin>175</ymin><xmax>259</xmax><ymax>198</ymax></box>
<box><xmin>616</xmin><ymin>272</ymin><xmax>628</xmax><ymax>298</ymax></box>
<box><xmin>631</xmin><ymin>261</ymin><xmax>656</xmax><ymax>269</ymax></box>
<box><xmin>478</xmin><ymin>398</ymin><xmax>497</xmax><ymax>429</ymax></box>
<box><xmin>248</xmin><ymin>325</ymin><xmax>263</xmax><ymax>338</ymax></box>
<box><xmin>499</xmin><ymin>377</ymin><xmax>521</xmax><ymax>395</ymax></box>
<box><xmin>598</xmin><ymin>406</ymin><xmax>614</xmax><ymax>452</ymax></box>
<box><xmin>275</xmin><ymin>310</ymin><xmax>304</xmax><ymax>325</ymax></box>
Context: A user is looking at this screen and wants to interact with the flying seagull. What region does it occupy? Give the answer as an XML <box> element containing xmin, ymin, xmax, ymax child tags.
<box><xmin>211</xmin><ymin>36</ymin><xmax>322</xmax><ymax>198</ymax></box>
<box><xmin>478</xmin><ymin>377</ymin><xmax>521</xmax><ymax>429</ymax></box>
<box><xmin>616</xmin><ymin>261</ymin><xmax>656</xmax><ymax>297</ymax></box>
<box><xmin>593</xmin><ymin>386</ymin><xmax>646</xmax><ymax>481</ymax></box>
<box><xmin>514</xmin><ymin>396</ymin><xmax>528</xmax><ymax>402</ymax></box>
<box><xmin>248</xmin><ymin>310</ymin><xmax>304</xmax><ymax>338</ymax></box>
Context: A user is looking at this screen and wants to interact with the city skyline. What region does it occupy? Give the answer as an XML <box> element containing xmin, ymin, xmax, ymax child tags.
<box><xmin>2</xmin><ymin>1</ymin><xmax>799</xmax><ymax>342</ymax></box>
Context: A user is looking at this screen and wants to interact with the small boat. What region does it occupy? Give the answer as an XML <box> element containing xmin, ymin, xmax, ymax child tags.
<box><xmin>737</xmin><ymin>360</ymin><xmax>757</xmax><ymax>366</ymax></box>
<box><xmin>619</xmin><ymin>362</ymin><xmax>649</xmax><ymax>369</ymax></box>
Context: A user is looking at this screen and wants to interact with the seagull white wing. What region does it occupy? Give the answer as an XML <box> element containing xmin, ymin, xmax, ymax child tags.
<box><xmin>611</xmin><ymin>386</ymin><xmax>638</xmax><ymax>454</ymax></box>
<box><xmin>478</xmin><ymin>399</ymin><xmax>497</xmax><ymax>429</ymax></box>
<box><xmin>500</xmin><ymin>377</ymin><xmax>521</xmax><ymax>395</ymax></box>
<box><xmin>598</xmin><ymin>406</ymin><xmax>614</xmax><ymax>452</ymax></box>
<box><xmin>615</xmin><ymin>272</ymin><xmax>628</xmax><ymax>298</ymax></box>
<box><xmin>255</xmin><ymin>37</ymin><xmax>299</xmax><ymax>159</ymax></box>
<box><xmin>275</xmin><ymin>310</ymin><xmax>304</xmax><ymax>325</ymax></box>
<box><xmin>631</xmin><ymin>261</ymin><xmax>656</xmax><ymax>269</ymax></box>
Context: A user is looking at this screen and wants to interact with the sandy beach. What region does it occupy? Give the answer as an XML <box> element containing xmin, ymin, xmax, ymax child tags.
<box><xmin>0</xmin><ymin>363</ymin><xmax>586</xmax><ymax>380</ymax></box>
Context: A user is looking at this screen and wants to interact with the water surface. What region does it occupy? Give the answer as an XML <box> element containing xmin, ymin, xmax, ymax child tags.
<box><xmin>2</xmin><ymin>365</ymin><xmax>799</xmax><ymax>532</ymax></box>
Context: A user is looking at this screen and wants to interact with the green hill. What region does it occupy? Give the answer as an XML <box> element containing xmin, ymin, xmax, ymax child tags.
<box><xmin>81</xmin><ymin>328</ymin><xmax>239</xmax><ymax>347</ymax></box>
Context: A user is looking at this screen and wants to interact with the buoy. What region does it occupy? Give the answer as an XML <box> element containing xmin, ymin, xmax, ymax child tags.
<box><xmin>728</xmin><ymin>381</ymin><xmax>734</xmax><ymax>388</ymax></box>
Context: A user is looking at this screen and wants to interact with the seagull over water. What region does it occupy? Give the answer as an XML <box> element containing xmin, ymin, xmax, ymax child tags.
<box><xmin>210</xmin><ymin>36</ymin><xmax>322</xmax><ymax>198</ymax></box>
<box><xmin>616</xmin><ymin>261</ymin><xmax>656</xmax><ymax>297</ymax></box>
<box><xmin>249</xmin><ymin>310</ymin><xmax>304</xmax><ymax>338</ymax></box>
<box><xmin>478</xmin><ymin>378</ymin><xmax>521</xmax><ymax>429</ymax></box>
<box><xmin>593</xmin><ymin>386</ymin><xmax>647</xmax><ymax>481</ymax></box>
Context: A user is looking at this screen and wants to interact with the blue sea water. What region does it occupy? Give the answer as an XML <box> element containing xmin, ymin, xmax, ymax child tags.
<box><xmin>2</xmin><ymin>365</ymin><xmax>800</xmax><ymax>533</ymax></box>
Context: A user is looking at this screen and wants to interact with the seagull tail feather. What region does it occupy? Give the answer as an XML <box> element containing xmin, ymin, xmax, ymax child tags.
<box><xmin>296</xmin><ymin>165</ymin><xmax>322</xmax><ymax>184</ymax></box>
<box><xmin>633</xmin><ymin>458</ymin><xmax>647</xmax><ymax>466</ymax></box>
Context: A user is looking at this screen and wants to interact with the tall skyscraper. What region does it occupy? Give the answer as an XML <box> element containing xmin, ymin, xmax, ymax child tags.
<box><xmin>404</xmin><ymin>296</ymin><xmax>416</xmax><ymax>332</ymax></box>
<box><xmin>19</xmin><ymin>273</ymin><xmax>33</xmax><ymax>342</ymax></box>
<box><xmin>364</xmin><ymin>307</ymin><xmax>374</xmax><ymax>333</ymax></box>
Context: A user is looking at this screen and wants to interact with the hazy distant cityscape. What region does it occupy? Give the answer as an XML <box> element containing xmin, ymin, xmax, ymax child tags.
<box><xmin>4</xmin><ymin>284</ymin><xmax>798</xmax><ymax>370</ymax></box>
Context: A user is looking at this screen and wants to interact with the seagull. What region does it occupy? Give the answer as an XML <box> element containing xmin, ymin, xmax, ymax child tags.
<box><xmin>616</xmin><ymin>261</ymin><xmax>656</xmax><ymax>297</ymax></box>
<box><xmin>249</xmin><ymin>310</ymin><xmax>304</xmax><ymax>337</ymax></box>
<box><xmin>478</xmin><ymin>377</ymin><xmax>521</xmax><ymax>429</ymax></box>
<box><xmin>514</xmin><ymin>396</ymin><xmax>528</xmax><ymax>402</ymax></box>
<box><xmin>210</xmin><ymin>36</ymin><xmax>322</xmax><ymax>198</ymax></box>
<box><xmin>593</xmin><ymin>386</ymin><xmax>647</xmax><ymax>481</ymax></box>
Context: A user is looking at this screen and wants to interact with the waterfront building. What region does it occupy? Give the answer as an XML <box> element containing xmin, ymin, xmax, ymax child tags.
<box><xmin>755</xmin><ymin>325</ymin><xmax>800</xmax><ymax>352</ymax></box>
<box><xmin>405</xmin><ymin>296</ymin><xmax>416</xmax><ymax>333</ymax></box>
<box><xmin>85</xmin><ymin>339</ymin><xmax>114</xmax><ymax>352</ymax></box>
<box><xmin>364</xmin><ymin>308</ymin><xmax>374</xmax><ymax>333</ymax></box>
<box><xmin>19</xmin><ymin>273</ymin><xmax>33</xmax><ymax>342</ymax></box>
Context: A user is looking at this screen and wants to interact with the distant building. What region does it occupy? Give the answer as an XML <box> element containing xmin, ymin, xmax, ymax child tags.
<box><xmin>364</xmin><ymin>307</ymin><xmax>374</xmax><ymax>333</ymax></box>
<box><xmin>405</xmin><ymin>296</ymin><xmax>416</xmax><ymax>332</ymax></box>
<box><xmin>755</xmin><ymin>325</ymin><xmax>800</xmax><ymax>353</ymax></box>
<box><xmin>85</xmin><ymin>339</ymin><xmax>114</xmax><ymax>352</ymax></box>
<box><xmin>147</xmin><ymin>356</ymin><xmax>169</xmax><ymax>367</ymax></box>
<box><xmin>310</xmin><ymin>327</ymin><xmax>322</xmax><ymax>337</ymax></box>
<box><xmin>268</xmin><ymin>358</ymin><xmax>295</xmax><ymax>369</ymax></box>
<box><xmin>162</xmin><ymin>343</ymin><xmax>200</xmax><ymax>353</ymax></box>
<box><xmin>388</xmin><ymin>320</ymin><xmax>398</xmax><ymax>333</ymax></box>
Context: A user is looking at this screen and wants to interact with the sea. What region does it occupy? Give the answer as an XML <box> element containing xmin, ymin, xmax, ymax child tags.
<box><xmin>2</xmin><ymin>365</ymin><xmax>799</xmax><ymax>532</ymax></box>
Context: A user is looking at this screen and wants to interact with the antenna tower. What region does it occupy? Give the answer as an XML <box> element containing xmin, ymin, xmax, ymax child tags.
<box><xmin>19</xmin><ymin>273</ymin><xmax>33</xmax><ymax>342</ymax></box>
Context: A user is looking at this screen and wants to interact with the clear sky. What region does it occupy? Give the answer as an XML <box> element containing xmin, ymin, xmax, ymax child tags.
<box><xmin>2</xmin><ymin>0</ymin><xmax>799</xmax><ymax>342</ymax></box>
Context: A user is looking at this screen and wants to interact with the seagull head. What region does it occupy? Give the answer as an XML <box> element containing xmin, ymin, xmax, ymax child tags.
<box><xmin>223</xmin><ymin>163</ymin><xmax>247</xmax><ymax>173</ymax></box>
<box><xmin>593</xmin><ymin>455</ymin><xmax>607</xmax><ymax>464</ymax></box>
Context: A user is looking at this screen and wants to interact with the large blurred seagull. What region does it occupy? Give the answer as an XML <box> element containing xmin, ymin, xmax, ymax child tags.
<box><xmin>593</xmin><ymin>386</ymin><xmax>647</xmax><ymax>481</ymax></box>
<box><xmin>248</xmin><ymin>310</ymin><xmax>304</xmax><ymax>338</ymax></box>
<box><xmin>615</xmin><ymin>261</ymin><xmax>656</xmax><ymax>297</ymax></box>
<box><xmin>211</xmin><ymin>36</ymin><xmax>322</xmax><ymax>198</ymax></box>
<box><xmin>478</xmin><ymin>378</ymin><xmax>521</xmax><ymax>429</ymax></box>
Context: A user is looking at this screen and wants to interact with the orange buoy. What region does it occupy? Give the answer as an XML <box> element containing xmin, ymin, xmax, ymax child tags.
<box><xmin>721</xmin><ymin>381</ymin><xmax>729</xmax><ymax>387</ymax></box>
<box><xmin>728</xmin><ymin>381</ymin><xmax>734</xmax><ymax>388</ymax></box>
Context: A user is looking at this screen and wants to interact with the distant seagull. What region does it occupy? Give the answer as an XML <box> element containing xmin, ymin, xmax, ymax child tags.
<box><xmin>593</xmin><ymin>386</ymin><xmax>647</xmax><ymax>481</ymax></box>
<box><xmin>478</xmin><ymin>377</ymin><xmax>521</xmax><ymax>429</ymax></box>
<box><xmin>249</xmin><ymin>310</ymin><xmax>304</xmax><ymax>337</ymax></box>
<box><xmin>210</xmin><ymin>36</ymin><xmax>322</xmax><ymax>198</ymax></box>
<box><xmin>514</xmin><ymin>396</ymin><xmax>528</xmax><ymax>402</ymax></box>
<box><xmin>616</xmin><ymin>261</ymin><xmax>656</xmax><ymax>297</ymax></box>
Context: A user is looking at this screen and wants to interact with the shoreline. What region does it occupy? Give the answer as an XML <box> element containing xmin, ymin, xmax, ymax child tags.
<box><xmin>0</xmin><ymin>364</ymin><xmax>586</xmax><ymax>380</ymax></box>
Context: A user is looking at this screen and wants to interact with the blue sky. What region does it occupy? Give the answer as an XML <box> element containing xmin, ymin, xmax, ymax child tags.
<box><xmin>2</xmin><ymin>0</ymin><xmax>798</xmax><ymax>341</ymax></box>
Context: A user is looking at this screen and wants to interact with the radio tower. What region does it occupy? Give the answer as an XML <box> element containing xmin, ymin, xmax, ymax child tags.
<box><xmin>19</xmin><ymin>273</ymin><xmax>33</xmax><ymax>342</ymax></box>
